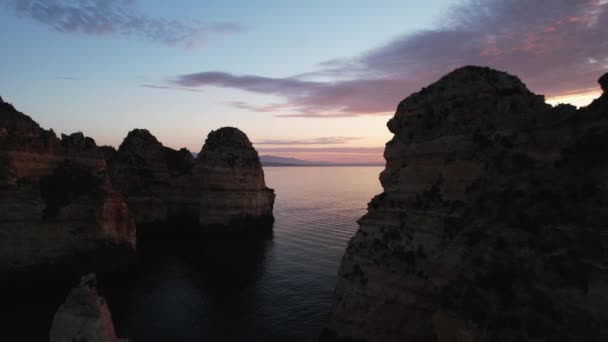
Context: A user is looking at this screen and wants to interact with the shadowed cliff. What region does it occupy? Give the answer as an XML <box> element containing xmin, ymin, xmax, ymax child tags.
<box><xmin>104</xmin><ymin>127</ymin><xmax>275</xmax><ymax>235</ymax></box>
<box><xmin>323</xmin><ymin>67</ymin><xmax>608</xmax><ymax>342</ymax></box>
<box><xmin>0</xmin><ymin>99</ymin><xmax>136</xmax><ymax>275</ymax></box>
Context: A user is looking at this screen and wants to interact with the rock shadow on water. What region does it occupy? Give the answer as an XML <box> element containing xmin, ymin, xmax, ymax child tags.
<box><xmin>98</xmin><ymin>224</ymin><xmax>275</xmax><ymax>342</ymax></box>
<box><xmin>0</xmin><ymin>245</ymin><xmax>136</xmax><ymax>341</ymax></box>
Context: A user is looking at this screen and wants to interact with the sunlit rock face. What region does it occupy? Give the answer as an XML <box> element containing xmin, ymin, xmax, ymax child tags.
<box><xmin>323</xmin><ymin>67</ymin><xmax>608</xmax><ymax>342</ymax></box>
<box><xmin>0</xmin><ymin>100</ymin><xmax>136</xmax><ymax>274</ymax></box>
<box><xmin>196</xmin><ymin>127</ymin><xmax>275</xmax><ymax>229</ymax></box>
<box><xmin>50</xmin><ymin>274</ymin><xmax>128</xmax><ymax>342</ymax></box>
<box><xmin>106</xmin><ymin>127</ymin><xmax>274</xmax><ymax>233</ymax></box>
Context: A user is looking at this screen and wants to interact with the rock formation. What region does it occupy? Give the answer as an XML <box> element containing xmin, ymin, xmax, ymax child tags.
<box><xmin>105</xmin><ymin>129</ymin><xmax>187</xmax><ymax>226</ymax></box>
<box><xmin>323</xmin><ymin>67</ymin><xmax>608</xmax><ymax>342</ymax></box>
<box><xmin>50</xmin><ymin>274</ymin><xmax>128</xmax><ymax>342</ymax></box>
<box><xmin>196</xmin><ymin>127</ymin><xmax>275</xmax><ymax>229</ymax></box>
<box><xmin>105</xmin><ymin>127</ymin><xmax>274</xmax><ymax>233</ymax></box>
<box><xmin>0</xmin><ymin>100</ymin><xmax>135</xmax><ymax>274</ymax></box>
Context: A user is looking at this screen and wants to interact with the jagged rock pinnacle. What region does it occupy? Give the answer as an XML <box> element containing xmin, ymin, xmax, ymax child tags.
<box><xmin>600</xmin><ymin>72</ymin><xmax>608</xmax><ymax>93</ymax></box>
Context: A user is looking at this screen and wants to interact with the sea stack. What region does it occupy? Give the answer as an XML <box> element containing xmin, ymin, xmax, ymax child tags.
<box><xmin>50</xmin><ymin>274</ymin><xmax>128</xmax><ymax>342</ymax></box>
<box><xmin>105</xmin><ymin>126</ymin><xmax>274</xmax><ymax>233</ymax></box>
<box><xmin>196</xmin><ymin>127</ymin><xmax>275</xmax><ymax>229</ymax></box>
<box><xmin>0</xmin><ymin>100</ymin><xmax>136</xmax><ymax>274</ymax></box>
<box><xmin>323</xmin><ymin>67</ymin><xmax>608</xmax><ymax>341</ymax></box>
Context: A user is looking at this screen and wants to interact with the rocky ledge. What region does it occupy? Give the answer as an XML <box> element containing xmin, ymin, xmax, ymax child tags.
<box><xmin>50</xmin><ymin>274</ymin><xmax>128</xmax><ymax>342</ymax></box>
<box><xmin>0</xmin><ymin>100</ymin><xmax>136</xmax><ymax>274</ymax></box>
<box><xmin>323</xmin><ymin>67</ymin><xmax>608</xmax><ymax>342</ymax></box>
<box><xmin>105</xmin><ymin>127</ymin><xmax>274</xmax><ymax>234</ymax></box>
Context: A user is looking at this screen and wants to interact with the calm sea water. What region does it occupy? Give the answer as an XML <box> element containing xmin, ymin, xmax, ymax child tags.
<box><xmin>102</xmin><ymin>166</ymin><xmax>383</xmax><ymax>342</ymax></box>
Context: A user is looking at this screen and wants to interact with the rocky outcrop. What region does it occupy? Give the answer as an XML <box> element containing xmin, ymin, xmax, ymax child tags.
<box><xmin>106</xmin><ymin>127</ymin><xmax>274</xmax><ymax>233</ymax></box>
<box><xmin>106</xmin><ymin>129</ymin><xmax>182</xmax><ymax>225</ymax></box>
<box><xmin>600</xmin><ymin>73</ymin><xmax>608</xmax><ymax>93</ymax></box>
<box><xmin>0</xmin><ymin>100</ymin><xmax>135</xmax><ymax>274</ymax></box>
<box><xmin>99</xmin><ymin>145</ymin><xmax>117</xmax><ymax>162</ymax></box>
<box><xmin>323</xmin><ymin>67</ymin><xmax>608</xmax><ymax>342</ymax></box>
<box><xmin>50</xmin><ymin>274</ymin><xmax>128</xmax><ymax>342</ymax></box>
<box><xmin>196</xmin><ymin>127</ymin><xmax>275</xmax><ymax>229</ymax></box>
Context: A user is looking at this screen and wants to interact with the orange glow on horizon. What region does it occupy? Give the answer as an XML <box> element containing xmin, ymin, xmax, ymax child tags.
<box><xmin>546</xmin><ymin>89</ymin><xmax>602</xmax><ymax>108</ymax></box>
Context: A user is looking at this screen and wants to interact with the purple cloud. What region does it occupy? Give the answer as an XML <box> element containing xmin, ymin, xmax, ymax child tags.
<box><xmin>139</xmin><ymin>84</ymin><xmax>204</xmax><ymax>93</ymax></box>
<box><xmin>254</xmin><ymin>137</ymin><xmax>362</xmax><ymax>145</ymax></box>
<box><xmin>174</xmin><ymin>0</ymin><xmax>608</xmax><ymax>117</ymax></box>
<box><xmin>6</xmin><ymin>0</ymin><xmax>243</xmax><ymax>47</ymax></box>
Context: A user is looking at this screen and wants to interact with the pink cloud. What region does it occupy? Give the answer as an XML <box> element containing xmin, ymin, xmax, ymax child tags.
<box><xmin>7</xmin><ymin>0</ymin><xmax>243</xmax><ymax>47</ymax></box>
<box><xmin>173</xmin><ymin>0</ymin><xmax>608</xmax><ymax>117</ymax></box>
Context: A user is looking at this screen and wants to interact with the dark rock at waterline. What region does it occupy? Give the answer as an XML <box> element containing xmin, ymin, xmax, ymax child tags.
<box><xmin>50</xmin><ymin>274</ymin><xmax>128</xmax><ymax>342</ymax></box>
<box><xmin>324</xmin><ymin>66</ymin><xmax>608</xmax><ymax>342</ymax></box>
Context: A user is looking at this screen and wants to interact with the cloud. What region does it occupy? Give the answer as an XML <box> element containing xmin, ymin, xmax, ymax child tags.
<box><xmin>173</xmin><ymin>0</ymin><xmax>608</xmax><ymax>117</ymax></box>
<box><xmin>254</xmin><ymin>137</ymin><xmax>362</xmax><ymax>145</ymax></box>
<box><xmin>139</xmin><ymin>84</ymin><xmax>204</xmax><ymax>93</ymax></box>
<box><xmin>5</xmin><ymin>0</ymin><xmax>243</xmax><ymax>47</ymax></box>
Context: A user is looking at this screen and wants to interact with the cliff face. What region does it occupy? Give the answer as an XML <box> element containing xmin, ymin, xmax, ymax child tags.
<box><xmin>324</xmin><ymin>67</ymin><xmax>608</xmax><ymax>342</ymax></box>
<box><xmin>50</xmin><ymin>274</ymin><xmax>128</xmax><ymax>342</ymax></box>
<box><xmin>196</xmin><ymin>127</ymin><xmax>275</xmax><ymax>229</ymax></box>
<box><xmin>0</xmin><ymin>100</ymin><xmax>135</xmax><ymax>274</ymax></box>
<box><xmin>106</xmin><ymin>129</ymin><xmax>191</xmax><ymax>225</ymax></box>
<box><xmin>106</xmin><ymin>127</ymin><xmax>274</xmax><ymax>232</ymax></box>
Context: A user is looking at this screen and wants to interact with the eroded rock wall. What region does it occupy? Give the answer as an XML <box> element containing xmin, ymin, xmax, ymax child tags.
<box><xmin>196</xmin><ymin>127</ymin><xmax>275</xmax><ymax>229</ymax></box>
<box><xmin>106</xmin><ymin>127</ymin><xmax>274</xmax><ymax>233</ymax></box>
<box><xmin>0</xmin><ymin>100</ymin><xmax>135</xmax><ymax>274</ymax></box>
<box><xmin>324</xmin><ymin>67</ymin><xmax>608</xmax><ymax>342</ymax></box>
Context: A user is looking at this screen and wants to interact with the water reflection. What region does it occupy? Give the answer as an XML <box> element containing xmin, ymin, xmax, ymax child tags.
<box><xmin>102</xmin><ymin>166</ymin><xmax>383</xmax><ymax>342</ymax></box>
<box><xmin>2</xmin><ymin>166</ymin><xmax>383</xmax><ymax>342</ymax></box>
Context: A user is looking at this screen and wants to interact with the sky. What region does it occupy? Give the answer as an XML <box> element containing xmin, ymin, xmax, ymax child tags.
<box><xmin>1</xmin><ymin>0</ymin><xmax>607</xmax><ymax>164</ymax></box>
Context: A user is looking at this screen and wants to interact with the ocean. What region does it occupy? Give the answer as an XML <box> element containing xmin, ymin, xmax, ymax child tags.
<box><xmin>102</xmin><ymin>166</ymin><xmax>383</xmax><ymax>341</ymax></box>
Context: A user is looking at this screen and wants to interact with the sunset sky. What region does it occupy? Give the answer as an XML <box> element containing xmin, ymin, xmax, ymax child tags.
<box><xmin>1</xmin><ymin>0</ymin><xmax>607</xmax><ymax>163</ymax></box>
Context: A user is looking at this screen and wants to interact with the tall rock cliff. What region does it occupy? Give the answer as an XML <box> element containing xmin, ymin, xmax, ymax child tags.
<box><xmin>106</xmin><ymin>127</ymin><xmax>274</xmax><ymax>233</ymax></box>
<box><xmin>196</xmin><ymin>127</ymin><xmax>275</xmax><ymax>229</ymax></box>
<box><xmin>323</xmin><ymin>67</ymin><xmax>608</xmax><ymax>342</ymax></box>
<box><xmin>0</xmin><ymin>100</ymin><xmax>136</xmax><ymax>274</ymax></box>
<box><xmin>106</xmin><ymin>129</ymin><xmax>195</xmax><ymax>226</ymax></box>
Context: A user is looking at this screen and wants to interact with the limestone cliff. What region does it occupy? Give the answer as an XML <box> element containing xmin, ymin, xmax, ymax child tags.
<box><xmin>106</xmin><ymin>129</ymin><xmax>188</xmax><ymax>225</ymax></box>
<box><xmin>323</xmin><ymin>67</ymin><xmax>608</xmax><ymax>342</ymax></box>
<box><xmin>106</xmin><ymin>127</ymin><xmax>274</xmax><ymax>232</ymax></box>
<box><xmin>50</xmin><ymin>274</ymin><xmax>128</xmax><ymax>342</ymax></box>
<box><xmin>0</xmin><ymin>100</ymin><xmax>136</xmax><ymax>274</ymax></box>
<box><xmin>196</xmin><ymin>127</ymin><xmax>275</xmax><ymax>229</ymax></box>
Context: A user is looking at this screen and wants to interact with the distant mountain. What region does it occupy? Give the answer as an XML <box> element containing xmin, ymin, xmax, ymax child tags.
<box><xmin>259</xmin><ymin>155</ymin><xmax>383</xmax><ymax>166</ymax></box>
<box><xmin>259</xmin><ymin>155</ymin><xmax>328</xmax><ymax>166</ymax></box>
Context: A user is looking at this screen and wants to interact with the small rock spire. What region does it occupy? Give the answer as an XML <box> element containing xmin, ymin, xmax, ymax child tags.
<box><xmin>599</xmin><ymin>72</ymin><xmax>608</xmax><ymax>94</ymax></box>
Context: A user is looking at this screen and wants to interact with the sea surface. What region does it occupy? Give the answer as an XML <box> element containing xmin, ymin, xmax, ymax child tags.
<box><xmin>102</xmin><ymin>166</ymin><xmax>383</xmax><ymax>342</ymax></box>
